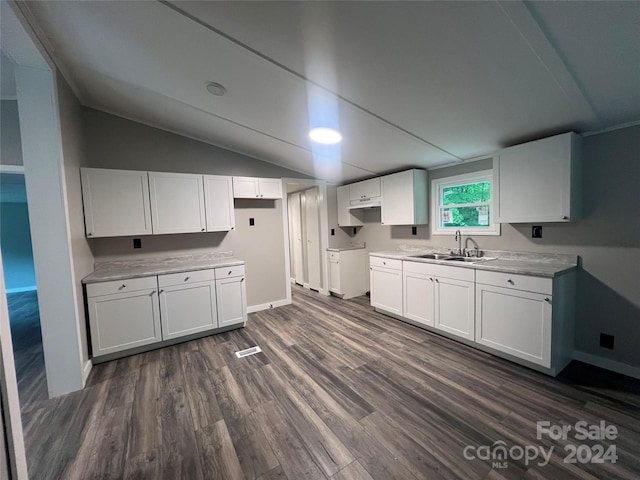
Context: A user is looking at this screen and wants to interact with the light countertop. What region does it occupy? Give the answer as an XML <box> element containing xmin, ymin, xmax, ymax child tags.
<box><xmin>370</xmin><ymin>250</ymin><xmax>577</xmax><ymax>278</ymax></box>
<box><xmin>82</xmin><ymin>252</ymin><xmax>244</xmax><ymax>284</ymax></box>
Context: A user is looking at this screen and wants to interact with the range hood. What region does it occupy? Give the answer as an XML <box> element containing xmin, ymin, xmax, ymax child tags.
<box><xmin>348</xmin><ymin>197</ymin><xmax>382</xmax><ymax>209</ymax></box>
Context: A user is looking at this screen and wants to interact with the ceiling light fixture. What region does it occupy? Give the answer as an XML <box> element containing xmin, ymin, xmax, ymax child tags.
<box><xmin>309</xmin><ymin>127</ymin><xmax>342</xmax><ymax>144</ymax></box>
<box><xmin>205</xmin><ymin>81</ymin><xmax>226</xmax><ymax>97</ymax></box>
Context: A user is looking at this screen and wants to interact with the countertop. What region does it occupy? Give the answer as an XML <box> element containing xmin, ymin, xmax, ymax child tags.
<box><xmin>327</xmin><ymin>244</ymin><xmax>366</xmax><ymax>252</ymax></box>
<box><xmin>370</xmin><ymin>249</ymin><xmax>577</xmax><ymax>278</ymax></box>
<box><xmin>82</xmin><ymin>252</ymin><xmax>244</xmax><ymax>284</ymax></box>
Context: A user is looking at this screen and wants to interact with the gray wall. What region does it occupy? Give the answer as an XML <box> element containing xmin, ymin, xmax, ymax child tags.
<box><xmin>57</xmin><ymin>72</ymin><xmax>94</xmax><ymax>366</ymax></box>
<box><xmin>350</xmin><ymin>126</ymin><xmax>640</xmax><ymax>369</ymax></box>
<box><xmin>83</xmin><ymin>109</ymin><xmax>311</xmax><ymax>307</ymax></box>
<box><xmin>0</xmin><ymin>100</ymin><xmax>22</xmax><ymax>166</ymax></box>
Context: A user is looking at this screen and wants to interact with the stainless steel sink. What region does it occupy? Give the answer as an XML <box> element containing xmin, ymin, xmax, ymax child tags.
<box><xmin>413</xmin><ymin>253</ymin><xmax>452</xmax><ymax>260</ymax></box>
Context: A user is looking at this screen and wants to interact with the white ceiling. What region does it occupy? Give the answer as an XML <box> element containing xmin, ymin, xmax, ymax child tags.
<box><xmin>17</xmin><ymin>0</ymin><xmax>640</xmax><ymax>183</ymax></box>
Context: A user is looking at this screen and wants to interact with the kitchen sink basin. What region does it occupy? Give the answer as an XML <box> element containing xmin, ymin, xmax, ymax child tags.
<box><xmin>414</xmin><ymin>253</ymin><xmax>452</xmax><ymax>260</ymax></box>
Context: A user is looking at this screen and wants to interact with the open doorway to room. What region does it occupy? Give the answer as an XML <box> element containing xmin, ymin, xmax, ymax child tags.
<box><xmin>283</xmin><ymin>179</ymin><xmax>330</xmax><ymax>302</ymax></box>
<box><xmin>0</xmin><ymin>171</ymin><xmax>48</xmax><ymax>410</ymax></box>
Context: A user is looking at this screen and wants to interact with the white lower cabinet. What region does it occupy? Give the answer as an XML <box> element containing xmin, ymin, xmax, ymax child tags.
<box><xmin>328</xmin><ymin>249</ymin><xmax>367</xmax><ymax>299</ymax></box>
<box><xmin>370</xmin><ymin>256</ymin><xmax>403</xmax><ymax>316</ymax></box>
<box><xmin>158</xmin><ymin>269</ymin><xmax>217</xmax><ymax>340</ymax></box>
<box><xmin>87</xmin><ymin>277</ymin><xmax>162</xmax><ymax>357</ymax></box>
<box><xmin>402</xmin><ymin>261</ymin><xmax>474</xmax><ymax>340</ymax></box>
<box><xmin>434</xmin><ymin>273</ymin><xmax>475</xmax><ymax>341</ymax></box>
<box><xmin>87</xmin><ymin>264</ymin><xmax>247</xmax><ymax>360</ymax></box>
<box><xmin>215</xmin><ymin>266</ymin><xmax>247</xmax><ymax>328</ymax></box>
<box><xmin>475</xmin><ymin>271</ymin><xmax>553</xmax><ymax>368</ymax></box>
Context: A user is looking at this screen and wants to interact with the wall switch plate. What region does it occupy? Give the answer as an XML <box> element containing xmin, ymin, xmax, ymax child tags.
<box><xmin>532</xmin><ymin>225</ymin><xmax>542</xmax><ymax>238</ymax></box>
<box><xmin>133</xmin><ymin>238</ymin><xmax>142</xmax><ymax>249</ymax></box>
<box><xmin>412</xmin><ymin>226</ymin><xmax>417</xmax><ymax>235</ymax></box>
<box><xmin>600</xmin><ymin>333</ymin><xmax>614</xmax><ymax>350</ymax></box>
<box><xmin>249</xmin><ymin>218</ymin><xmax>255</xmax><ymax>226</ymax></box>
<box><xmin>331</xmin><ymin>228</ymin><xmax>335</xmax><ymax>236</ymax></box>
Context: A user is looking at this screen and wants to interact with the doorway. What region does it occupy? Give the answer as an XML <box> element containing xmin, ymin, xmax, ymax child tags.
<box><xmin>283</xmin><ymin>179</ymin><xmax>329</xmax><ymax>299</ymax></box>
<box><xmin>0</xmin><ymin>171</ymin><xmax>48</xmax><ymax>409</ymax></box>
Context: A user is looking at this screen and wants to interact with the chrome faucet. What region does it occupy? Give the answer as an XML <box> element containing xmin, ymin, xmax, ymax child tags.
<box><xmin>454</xmin><ymin>230</ymin><xmax>462</xmax><ymax>256</ymax></box>
<box><xmin>464</xmin><ymin>237</ymin><xmax>480</xmax><ymax>257</ymax></box>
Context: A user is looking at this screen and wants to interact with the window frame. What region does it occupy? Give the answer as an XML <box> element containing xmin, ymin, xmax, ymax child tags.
<box><xmin>430</xmin><ymin>169</ymin><xmax>500</xmax><ymax>236</ymax></box>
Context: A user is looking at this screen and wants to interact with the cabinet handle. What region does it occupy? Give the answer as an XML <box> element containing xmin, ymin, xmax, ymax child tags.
<box><xmin>507</xmin><ymin>279</ymin><xmax>514</xmax><ymax>285</ymax></box>
<box><xmin>241</xmin><ymin>277</ymin><xmax>244</xmax><ymax>282</ymax></box>
<box><xmin>383</xmin><ymin>261</ymin><xmax>386</xmax><ymax>265</ymax></box>
<box><xmin>159</xmin><ymin>289</ymin><xmax>164</xmax><ymax>294</ymax></box>
<box><xmin>201</xmin><ymin>228</ymin><xmax>205</xmax><ymax>232</ymax></box>
<box><xmin>118</xmin><ymin>284</ymin><xmax>126</xmax><ymax>290</ymax></box>
<box><xmin>149</xmin><ymin>290</ymin><xmax>156</xmax><ymax>296</ymax></box>
<box><xmin>228</xmin><ymin>270</ymin><xmax>232</xmax><ymax>275</ymax></box>
<box><xmin>435</xmin><ymin>278</ymin><xmax>439</xmax><ymax>283</ymax></box>
<box><xmin>561</xmin><ymin>215</ymin><xmax>568</xmax><ymax>220</ymax></box>
<box><xmin>429</xmin><ymin>277</ymin><xmax>434</xmax><ymax>282</ymax></box>
<box><xmin>260</xmin><ymin>194</ymin><xmax>264</xmax><ymax>198</ymax></box>
<box><xmin>544</xmin><ymin>297</ymin><xmax>551</xmax><ymax>302</ymax></box>
<box><xmin>184</xmin><ymin>277</ymin><xmax>190</xmax><ymax>282</ymax></box>
<box><xmin>87</xmin><ymin>232</ymin><xmax>93</xmax><ymax>237</ymax></box>
<box><xmin>256</xmin><ymin>194</ymin><xmax>259</xmax><ymax>198</ymax></box>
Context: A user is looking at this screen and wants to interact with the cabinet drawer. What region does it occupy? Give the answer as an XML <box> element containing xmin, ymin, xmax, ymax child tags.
<box><xmin>476</xmin><ymin>270</ymin><xmax>552</xmax><ymax>295</ymax></box>
<box><xmin>86</xmin><ymin>276</ymin><xmax>158</xmax><ymax>298</ymax></box>
<box><xmin>402</xmin><ymin>260</ymin><xmax>433</xmax><ymax>276</ymax></box>
<box><xmin>215</xmin><ymin>265</ymin><xmax>245</xmax><ymax>279</ymax></box>
<box><xmin>369</xmin><ymin>256</ymin><xmax>402</xmax><ymax>270</ymax></box>
<box><xmin>158</xmin><ymin>269</ymin><xmax>215</xmax><ymax>288</ymax></box>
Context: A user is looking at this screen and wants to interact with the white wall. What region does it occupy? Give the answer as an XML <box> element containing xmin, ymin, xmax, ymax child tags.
<box><xmin>348</xmin><ymin>125</ymin><xmax>640</xmax><ymax>370</ymax></box>
<box><xmin>0</xmin><ymin>100</ymin><xmax>22</xmax><ymax>166</ymax></box>
<box><xmin>82</xmin><ymin>109</ymin><xmax>311</xmax><ymax>308</ymax></box>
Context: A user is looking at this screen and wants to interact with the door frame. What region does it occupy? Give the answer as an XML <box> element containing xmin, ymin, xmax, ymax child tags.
<box><xmin>281</xmin><ymin>179</ymin><xmax>330</xmax><ymax>300</ymax></box>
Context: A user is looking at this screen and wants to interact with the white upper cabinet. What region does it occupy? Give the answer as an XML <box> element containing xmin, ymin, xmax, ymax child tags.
<box><xmin>81</xmin><ymin>168</ymin><xmax>152</xmax><ymax>238</ymax></box>
<box><xmin>495</xmin><ymin>132</ymin><xmax>581</xmax><ymax>223</ymax></box>
<box><xmin>336</xmin><ymin>185</ymin><xmax>363</xmax><ymax>227</ymax></box>
<box><xmin>203</xmin><ymin>175</ymin><xmax>235</xmax><ymax>232</ymax></box>
<box><xmin>349</xmin><ymin>177</ymin><xmax>381</xmax><ymax>203</ymax></box>
<box><xmin>233</xmin><ymin>176</ymin><xmax>282</xmax><ymax>199</ymax></box>
<box><xmin>381</xmin><ymin>169</ymin><xmax>428</xmax><ymax>225</ymax></box>
<box><xmin>149</xmin><ymin>172</ymin><xmax>206</xmax><ymax>234</ymax></box>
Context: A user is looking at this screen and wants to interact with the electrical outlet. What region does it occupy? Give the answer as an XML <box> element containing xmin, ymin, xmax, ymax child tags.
<box><xmin>532</xmin><ymin>225</ymin><xmax>543</xmax><ymax>238</ymax></box>
<box><xmin>331</xmin><ymin>228</ymin><xmax>335</xmax><ymax>236</ymax></box>
<box><xmin>249</xmin><ymin>218</ymin><xmax>255</xmax><ymax>226</ymax></box>
<box><xmin>600</xmin><ymin>333</ymin><xmax>614</xmax><ymax>350</ymax></box>
<box><xmin>412</xmin><ymin>226</ymin><xmax>417</xmax><ymax>235</ymax></box>
<box><xmin>133</xmin><ymin>238</ymin><xmax>142</xmax><ymax>249</ymax></box>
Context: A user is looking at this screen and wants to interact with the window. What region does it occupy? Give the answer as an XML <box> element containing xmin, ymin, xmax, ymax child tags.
<box><xmin>431</xmin><ymin>170</ymin><xmax>500</xmax><ymax>235</ymax></box>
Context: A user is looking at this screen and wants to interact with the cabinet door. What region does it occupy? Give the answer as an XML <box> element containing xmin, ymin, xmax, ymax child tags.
<box><xmin>337</xmin><ymin>185</ymin><xmax>363</xmax><ymax>227</ymax></box>
<box><xmin>233</xmin><ymin>177</ymin><xmax>259</xmax><ymax>198</ymax></box>
<box><xmin>350</xmin><ymin>178</ymin><xmax>380</xmax><ymax>201</ymax></box>
<box><xmin>381</xmin><ymin>170</ymin><xmax>428</xmax><ymax>226</ymax></box>
<box><xmin>149</xmin><ymin>172</ymin><xmax>206</xmax><ymax>234</ymax></box>
<box><xmin>476</xmin><ymin>284</ymin><xmax>552</xmax><ymax>367</ymax></box>
<box><xmin>434</xmin><ymin>277</ymin><xmax>475</xmax><ymax>340</ymax></box>
<box><xmin>305</xmin><ymin>187</ymin><xmax>322</xmax><ymax>290</ymax></box>
<box><xmin>403</xmin><ymin>271</ymin><xmax>435</xmax><ymax>327</ymax></box>
<box><xmin>81</xmin><ymin>168</ymin><xmax>152</xmax><ymax>237</ymax></box>
<box><xmin>258</xmin><ymin>178</ymin><xmax>282</xmax><ymax>199</ymax></box>
<box><xmin>204</xmin><ymin>175</ymin><xmax>235</xmax><ymax>232</ymax></box>
<box><xmin>370</xmin><ymin>266</ymin><xmax>403</xmax><ymax>315</ymax></box>
<box><xmin>329</xmin><ymin>258</ymin><xmax>341</xmax><ymax>294</ymax></box>
<box><xmin>159</xmin><ymin>280</ymin><xmax>217</xmax><ymax>340</ymax></box>
<box><xmin>216</xmin><ymin>276</ymin><xmax>247</xmax><ymax>328</ymax></box>
<box><xmin>88</xmin><ymin>288</ymin><xmax>161</xmax><ymax>357</ymax></box>
<box><xmin>496</xmin><ymin>132</ymin><xmax>576</xmax><ymax>223</ymax></box>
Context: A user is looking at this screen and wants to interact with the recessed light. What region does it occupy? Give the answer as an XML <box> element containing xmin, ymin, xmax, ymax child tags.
<box><xmin>309</xmin><ymin>127</ymin><xmax>342</xmax><ymax>144</ymax></box>
<box><xmin>205</xmin><ymin>82</ymin><xmax>226</xmax><ymax>97</ymax></box>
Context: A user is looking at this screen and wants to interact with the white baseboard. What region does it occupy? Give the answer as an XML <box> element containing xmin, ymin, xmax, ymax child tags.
<box><xmin>247</xmin><ymin>298</ymin><xmax>291</xmax><ymax>313</ymax></box>
<box><xmin>573</xmin><ymin>351</ymin><xmax>640</xmax><ymax>380</ymax></box>
<box><xmin>81</xmin><ymin>359</ymin><xmax>92</xmax><ymax>386</ymax></box>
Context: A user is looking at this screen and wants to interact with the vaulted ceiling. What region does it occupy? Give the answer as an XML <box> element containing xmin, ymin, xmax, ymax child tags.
<box><xmin>14</xmin><ymin>1</ymin><xmax>640</xmax><ymax>183</ymax></box>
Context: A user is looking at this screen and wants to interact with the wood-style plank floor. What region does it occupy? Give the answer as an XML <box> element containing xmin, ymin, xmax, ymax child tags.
<box><xmin>19</xmin><ymin>286</ymin><xmax>640</xmax><ymax>479</ymax></box>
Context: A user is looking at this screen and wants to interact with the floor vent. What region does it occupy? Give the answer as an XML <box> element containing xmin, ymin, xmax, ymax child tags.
<box><xmin>235</xmin><ymin>346</ymin><xmax>262</xmax><ymax>358</ymax></box>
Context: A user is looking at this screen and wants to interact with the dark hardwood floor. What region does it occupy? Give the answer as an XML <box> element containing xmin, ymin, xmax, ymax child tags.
<box><xmin>17</xmin><ymin>285</ymin><xmax>640</xmax><ymax>479</ymax></box>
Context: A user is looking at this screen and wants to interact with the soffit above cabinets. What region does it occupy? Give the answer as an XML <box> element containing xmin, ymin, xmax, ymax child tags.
<box><xmin>19</xmin><ymin>1</ymin><xmax>640</xmax><ymax>183</ymax></box>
